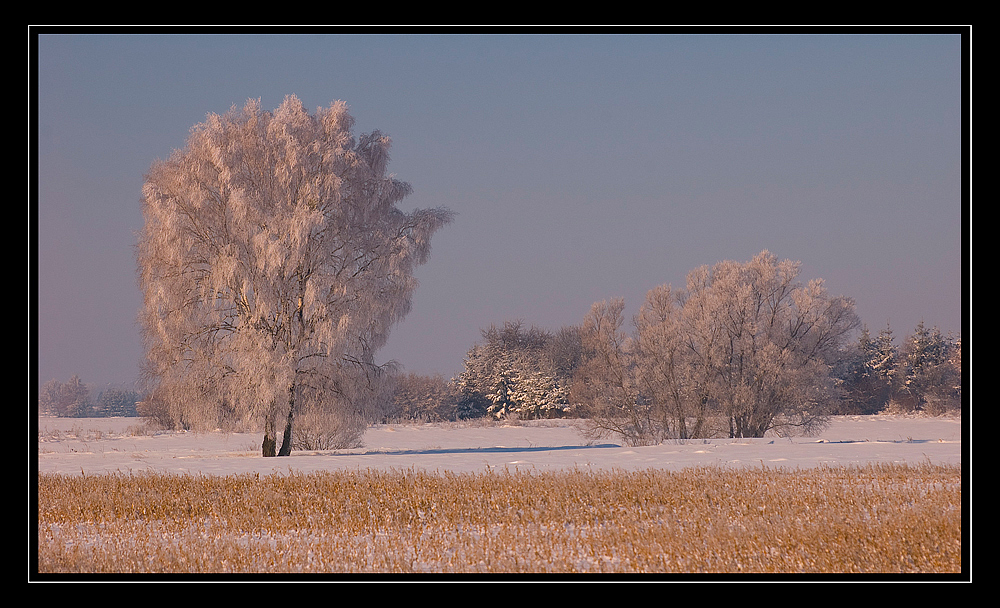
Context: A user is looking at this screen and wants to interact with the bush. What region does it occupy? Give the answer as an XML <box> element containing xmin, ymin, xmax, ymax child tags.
<box><xmin>290</xmin><ymin>408</ymin><xmax>366</xmax><ymax>451</ymax></box>
<box><xmin>135</xmin><ymin>392</ymin><xmax>175</xmax><ymax>430</ymax></box>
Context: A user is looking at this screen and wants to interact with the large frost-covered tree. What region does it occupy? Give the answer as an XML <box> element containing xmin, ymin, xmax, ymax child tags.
<box><xmin>577</xmin><ymin>252</ymin><xmax>860</xmax><ymax>443</ymax></box>
<box><xmin>668</xmin><ymin>251</ymin><xmax>859</xmax><ymax>438</ymax></box>
<box><xmin>137</xmin><ymin>96</ymin><xmax>452</xmax><ymax>456</ymax></box>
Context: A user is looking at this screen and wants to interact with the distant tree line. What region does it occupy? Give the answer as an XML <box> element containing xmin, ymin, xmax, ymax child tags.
<box><xmin>43</xmin><ymin>312</ymin><xmax>959</xmax><ymax>426</ymax></box>
<box><xmin>38</xmin><ymin>376</ymin><xmax>140</xmax><ymax>418</ymax></box>
<box><xmin>385</xmin><ymin>252</ymin><xmax>963</xmax><ymax>446</ymax></box>
<box><xmin>40</xmin><ymin>252</ymin><xmax>961</xmax><ymax>447</ymax></box>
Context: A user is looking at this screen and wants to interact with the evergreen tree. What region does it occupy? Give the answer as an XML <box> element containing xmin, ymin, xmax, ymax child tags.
<box><xmin>455</xmin><ymin>321</ymin><xmax>572</xmax><ymax>420</ymax></box>
<box><xmin>836</xmin><ymin>323</ymin><xmax>896</xmax><ymax>414</ymax></box>
<box><xmin>96</xmin><ymin>387</ymin><xmax>140</xmax><ymax>417</ymax></box>
<box><xmin>869</xmin><ymin>323</ymin><xmax>898</xmax><ymax>385</ymax></box>
<box><xmin>897</xmin><ymin>322</ymin><xmax>961</xmax><ymax>413</ymax></box>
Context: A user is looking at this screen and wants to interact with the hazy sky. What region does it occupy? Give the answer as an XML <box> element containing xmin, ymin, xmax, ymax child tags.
<box><xmin>33</xmin><ymin>29</ymin><xmax>967</xmax><ymax>390</ymax></box>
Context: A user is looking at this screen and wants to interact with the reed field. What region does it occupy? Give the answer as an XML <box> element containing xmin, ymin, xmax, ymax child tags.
<box><xmin>36</xmin><ymin>462</ymin><xmax>962</xmax><ymax>575</ymax></box>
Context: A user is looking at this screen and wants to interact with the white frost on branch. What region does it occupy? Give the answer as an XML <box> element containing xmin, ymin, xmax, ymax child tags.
<box><xmin>137</xmin><ymin>95</ymin><xmax>452</xmax><ymax>452</ymax></box>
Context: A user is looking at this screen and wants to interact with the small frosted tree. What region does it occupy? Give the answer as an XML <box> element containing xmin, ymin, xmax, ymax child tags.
<box><xmin>137</xmin><ymin>96</ymin><xmax>452</xmax><ymax>455</ymax></box>
<box><xmin>38</xmin><ymin>379</ymin><xmax>62</xmax><ymax>416</ymax></box>
<box><xmin>455</xmin><ymin>321</ymin><xmax>572</xmax><ymax>420</ymax></box>
<box><xmin>386</xmin><ymin>372</ymin><xmax>461</xmax><ymax>422</ymax></box>
<box><xmin>869</xmin><ymin>323</ymin><xmax>899</xmax><ymax>383</ymax></box>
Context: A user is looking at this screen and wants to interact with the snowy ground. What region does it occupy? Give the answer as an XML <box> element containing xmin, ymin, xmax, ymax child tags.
<box><xmin>36</xmin><ymin>414</ymin><xmax>965</xmax><ymax>477</ymax></box>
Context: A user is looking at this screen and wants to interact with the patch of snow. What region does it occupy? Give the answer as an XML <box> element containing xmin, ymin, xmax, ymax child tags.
<box><xmin>35</xmin><ymin>414</ymin><xmax>964</xmax><ymax>477</ymax></box>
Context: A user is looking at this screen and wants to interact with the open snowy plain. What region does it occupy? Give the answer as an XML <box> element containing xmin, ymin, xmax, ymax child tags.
<box><xmin>36</xmin><ymin>414</ymin><xmax>965</xmax><ymax>478</ymax></box>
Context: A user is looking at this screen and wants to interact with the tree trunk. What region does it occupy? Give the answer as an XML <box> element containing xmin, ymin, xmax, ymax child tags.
<box><xmin>676</xmin><ymin>410</ymin><xmax>688</xmax><ymax>440</ymax></box>
<box><xmin>262</xmin><ymin>414</ymin><xmax>277</xmax><ymax>457</ymax></box>
<box><xmin>277</xmin><ymin>384</ymin><xmax>295</xmax><ymax>456</ymax></box>
<box><xmin>277</xmin><ymin>410</ymin><xmax>294</xmax><ymax>455</ymax></box>
<box><xmin>690</xmin><ymin>415</ymin><xmax>704</xmax><ymax>440</ymax></box>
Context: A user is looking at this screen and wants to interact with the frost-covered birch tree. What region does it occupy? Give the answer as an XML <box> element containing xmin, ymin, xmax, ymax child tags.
<box><xmin>137</xmin><ymin>96</ymin><xmax>452</xmax><ymax>456</ymax></box>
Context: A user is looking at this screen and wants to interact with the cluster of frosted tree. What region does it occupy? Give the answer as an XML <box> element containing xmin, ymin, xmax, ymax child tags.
<box><xmin>453</xmin><ymin>322</ymin><xmax>581</xmax><ymax>420</ymax></box>
<box><xmin>38</xmin><ymin>376</ymin><xmax>140</xmax><ymax>418</ymax></box>
<box><xmin>836</xmin><ymin>321</ymin><xmax>962</xmax><ymax>415</ymax></box>
<box><xmin>381</xmin><ymin>372</ymin><xmax>461</xmax><ymax>423</ymax></box>
<box><xmin>389</xmin><ymin>251</ymin><xmax>961</xmax><ymax>432</ymax></box>
<box><xmin>573</xmin><ymin>252</ymin><xmax>861</xmax><ymax>445</ymax></box>
<box><xmin>38</xmin><ymin>375</ymin><xmax>91</xmax><ymax>417</ymax></box>
<box><xmin>136</xmin><ymin>96</ymin><xmax>451</xmax><ymax>455</ymax></box>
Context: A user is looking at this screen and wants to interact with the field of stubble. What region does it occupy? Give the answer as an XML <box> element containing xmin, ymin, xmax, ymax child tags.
<box><xmin>36</xmin><ymin>462</ymin><xmax>963</xmax><ymax>575</ymax></box>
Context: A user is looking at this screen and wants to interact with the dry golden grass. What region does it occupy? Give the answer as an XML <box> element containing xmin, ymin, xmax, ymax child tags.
<box><xmin>36</xmin><ymin>463</ymin><xmax>962</xmax><ymax>575</ymax></box>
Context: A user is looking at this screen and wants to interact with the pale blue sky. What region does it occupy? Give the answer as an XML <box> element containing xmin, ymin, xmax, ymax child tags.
<box><xmin>34</xmin><ymin>29</ymin><xmax>967</xmax><ymax>389</ymax></box>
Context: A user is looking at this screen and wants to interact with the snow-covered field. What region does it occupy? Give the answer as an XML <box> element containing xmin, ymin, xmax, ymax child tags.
<box><xmin>36</xmin><ymin>414</ymin><xmax>965</xmax><ymax>478</ymax></box>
